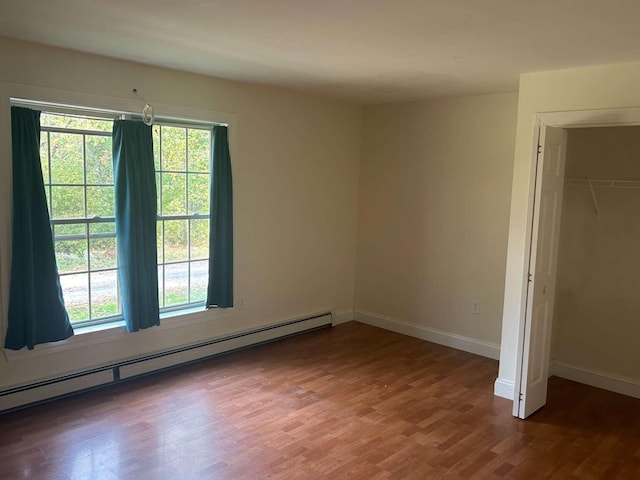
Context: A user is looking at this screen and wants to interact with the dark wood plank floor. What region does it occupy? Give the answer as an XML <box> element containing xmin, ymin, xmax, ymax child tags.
<box><xmin>1</xmin><ymin>322</ymin><xmax>639</xmax><ymax>479</ymax></box>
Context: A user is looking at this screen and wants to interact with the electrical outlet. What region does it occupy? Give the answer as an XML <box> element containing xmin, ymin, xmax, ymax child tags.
<box><xmin>471</xmin><ymin>299</ymin><xmax>480</xmax><ymax>315</ymax></box>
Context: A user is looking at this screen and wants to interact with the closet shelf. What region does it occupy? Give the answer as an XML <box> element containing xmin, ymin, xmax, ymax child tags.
<box><xmin>566</xmin><ymin>178</ymin><xmax>640</xmax><ymax>216</ymax></box>
<box><xmin>566</xmin><ymin>178</ymin><xmax>640</xmax><ymax>189</ymax></box>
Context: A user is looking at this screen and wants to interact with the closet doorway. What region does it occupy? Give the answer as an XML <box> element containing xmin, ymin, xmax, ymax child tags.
<box><xmin>553</xmin><ymin>126</ymin><xmax>640</xmax><ymax>399</ymax></box>
<box><xmin>514</xmin><ymin>108</ymin><xmax>640</xmax><ymax>419</ymax></box>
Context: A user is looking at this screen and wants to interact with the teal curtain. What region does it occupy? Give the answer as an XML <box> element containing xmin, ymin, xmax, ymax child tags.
<box><xmin>5</xmin><ymin>107</ymin><xmax>73</xmax><ymax>350</ymax></box>
<box><xmin>112</xmin><ymin>120</ymin><xmax>160</xmax><ymax>331</ymax></box>
<box><xmin>207</xmin><ymin>126</ymin><xmax>233</xmax><ymax>308</ymax></box>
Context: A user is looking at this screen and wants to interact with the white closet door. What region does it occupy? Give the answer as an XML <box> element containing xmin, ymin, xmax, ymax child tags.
<box><xmin>516</xmin><ymin>126</ymin><xmax>567</xmax><ymax>419</ymax></box>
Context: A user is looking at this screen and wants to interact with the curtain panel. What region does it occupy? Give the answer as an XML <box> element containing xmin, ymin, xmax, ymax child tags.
<box><xmin>206</xmin><ymin>126</ymin><xmax>233</xmax><ymax>308</ymax></box>
<box><xmin>5</xmin><ymin>107</ymin><xmax>74</xmax><ymax>350</ymax></box>
<box><xmin>112</xmin><ymin>120</ymin><xmax>160</xmax><ymax>331</ymax></box>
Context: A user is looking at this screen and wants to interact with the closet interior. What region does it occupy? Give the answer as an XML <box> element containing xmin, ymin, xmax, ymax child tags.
<box><xmin>552</xmin><ymin>126</ymin><xmax>640</xmax><ymax>395</ymax></box>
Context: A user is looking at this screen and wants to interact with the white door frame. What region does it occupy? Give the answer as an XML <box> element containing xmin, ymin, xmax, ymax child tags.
<box><xmin>512</xmin><ymin>106</ymin><xmax>640</xmax><ymax>417</ymax></box>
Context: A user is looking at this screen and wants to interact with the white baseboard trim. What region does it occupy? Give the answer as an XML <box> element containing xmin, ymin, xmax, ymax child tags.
<box><xmin>354</xmin><ymin>310</ymin><xmax>500</xmax><ymax>360</ymax></box>
<box><xmin>551</xmin><ymin>361</ymin><xmax>640</xmax><ymax>400</ymax></box>
<box><xmin>332</xmin><ymin>310</ymin><xmax>354</xmax><ymax>326</ymax></box>
<box><xmin>494</xmin><ymin>378</ymin><xmax>515</xmax><ymax>400</ymax></box>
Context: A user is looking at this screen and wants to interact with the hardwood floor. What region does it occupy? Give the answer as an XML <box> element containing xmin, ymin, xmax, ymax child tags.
<box><xmin>1</xmin><ymin>321</ymin><xmax>638</xmax><ymax>479</ymax></box>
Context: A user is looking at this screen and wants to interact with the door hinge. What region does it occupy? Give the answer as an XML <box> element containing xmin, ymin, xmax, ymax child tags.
<box><xmin>537</xmin><ymin>144</ymin><xmax>542</xmax><ymax>154</ymax></box>
<box><xmin>527</xmin><ymin>273</ymin><xmax>532</xmax><ymax>283</ymax></box>
<box><xmin>519</xmin><ymin>393</ymin><xmax>524</xmax><ymax>401</ymax></box>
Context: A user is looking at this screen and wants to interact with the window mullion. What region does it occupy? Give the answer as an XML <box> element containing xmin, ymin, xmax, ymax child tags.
<box><xmin>157</xmin><ymin>214</ymin><xmax>209</xmax><ymax>221</ymax></box>
<box><xmin>47</xmin><ymin>131</ymin><xmax>52</xmax><ymax>217</ymax></box>
<box><xmin>51</xmin><ymin>216</ymin><xmax>116</xmax><ymax>225</ymax></box>
<box><xmin>42</xmin><ymin>126</ymin><xmax>112</xmax><ymax>137</ymax></box>
<box><xmin>83</xmin><ymin>133</ymin><xmax>92</xmax><ymax>321</ymax></box>
<box><xmin>185</xmin><ymin>129</ymin><xmax>190</xmax><ymax>216</ymax></box>
<box><xmin>159</xmin><ymin>125</ymin><xmax>166</xmax><ymax>308</ymax></box>
<box><xmin>55</xmin><ymin>231</ymin><xmax>115</xmax><ymax>242</ymax></box>
<box><xmin>186</xmin><ymin>129</ymin><xmax>191</xmax><ymax>303</ymax></box>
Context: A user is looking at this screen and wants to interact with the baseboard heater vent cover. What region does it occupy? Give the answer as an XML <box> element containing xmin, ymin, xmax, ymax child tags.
<box><xmin>0</xmin><ymin>311</ymin><xmax>332</xmax><ymax>413</ymax></box>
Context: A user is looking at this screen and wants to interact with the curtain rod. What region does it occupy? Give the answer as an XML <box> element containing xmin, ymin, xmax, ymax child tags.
<box><xmin>10</xmin><ymin>97</ymin><xmax>229</xmax><ymax>128</ymax></box>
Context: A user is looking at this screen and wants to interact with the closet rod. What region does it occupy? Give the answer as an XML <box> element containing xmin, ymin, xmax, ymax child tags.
<box><xmin>566</xmin><ymin>177</ymin><xmax>640</xmax><ymax>216</ymax></box>
<box><xmin>566</xmin><ymin>178</ymin><xmax>640</xmax><ymax>189</ymax></box>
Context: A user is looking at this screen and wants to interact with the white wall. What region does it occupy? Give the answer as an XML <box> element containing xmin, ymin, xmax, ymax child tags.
<box><xmin>554</xmin><ymin>127</ymin><xmax>640</xmax><ymax>381</ymax></box>
<box><xmin>499</xmin><ymin>60</ymin><xmax>640</xmax><ymax>393</ymax></box>
<box><xmin>0</xmin><ymin>38</ymin><xmax>361</xmax><ymax>389</ymax></box>
<box><xmin>355</xmin><ymin>93</ymin><xmax>518</xmax><ymax>353</ymax></box>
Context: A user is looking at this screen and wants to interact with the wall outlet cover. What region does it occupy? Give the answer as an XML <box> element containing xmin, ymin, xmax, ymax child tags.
<box><xmin>471</xmin><ymin>300</ymin><xmax>480</xmax><ymax>315</ymax></box>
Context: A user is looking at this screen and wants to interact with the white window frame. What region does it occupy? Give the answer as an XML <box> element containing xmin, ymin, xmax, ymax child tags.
<box><xmin>40</xmin><ymin>115</ymin><xmax>215</xmax><ymax>328</ymax></box>
<box><xmin>154</xmin><ymin>123</ymin><xmax>213</xmax><ymax>315</ymax></box>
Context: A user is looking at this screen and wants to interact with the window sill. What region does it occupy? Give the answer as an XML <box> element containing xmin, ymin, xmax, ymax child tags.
<box><xmin>3</xmin><ymin>306</ymin><xmax>233</xmax><ymax>362</ymax></box>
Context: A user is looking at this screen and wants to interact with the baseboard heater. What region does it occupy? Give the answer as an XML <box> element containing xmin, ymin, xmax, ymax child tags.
<box><xmin>0</xmin><ymin>311</ymin><xmax>333</xmax><ymax>413</ymax></box>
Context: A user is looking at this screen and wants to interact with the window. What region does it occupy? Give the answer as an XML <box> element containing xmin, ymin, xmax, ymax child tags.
<box><xmin>40</xmin><ymin>112</ymin><xmax>212</xmax><ymax>327</ymax></box>
<box><xmin>153</xmin><ymin>125</ymin><xmax>211</xmax><ymax>312</ymax></box>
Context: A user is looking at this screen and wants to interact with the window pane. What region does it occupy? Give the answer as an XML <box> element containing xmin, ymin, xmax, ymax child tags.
<box><xmin>157</xmin><ymin>221</ymin><xmax>164</xmax><ymax>263</ymax></box>
<box><xmin>90</xmin><ymin>224</ymin><xmax>116</xmax><ymax>269</ymax></box>
<box><xmin>86</xmin><ymin>136</ymin><xmax>113</xmax><ymax>184</ymax></box>
<box><xmin>162</xmin><ymin>173</ymin><xmax>186</xmax><ymax>215</ymax></box>
<box><xmin>50</xmin><ymin>132</ymin><xmax>84</xmax><ymax>184</ymax></box>
<box><xmin>153</xmin><ymin>125</ymin><xmax>161</xmax><ymax>170</ymax></box>
<box><xmin>188</xmin><ymin>129</ymin><xmax>210</xmax><ymax>172</ymax></box>
<box><xmin>91</xmin><ymin>270</ymin><xmax>119</xmax><ymax>318</ymax></box>
<box><xmin>51</xmin><ymin>186</ymin><xmax>84</xmax><ymax>219</ymax></box>
<box><xmin>188</xmin><ymin>174</ymin><xmax>209</xmax><ymax>214</ymax></box>
<box><xmin>161</xmin><ymin>126</ymin><xmax>186</xmax><ymax>171</ymax></box>
<box><xmin>165</xmin><ymin>262</ymin><xmax>189</xmax><ymax>307</ymax></box>
<box><xmin>190</xmin><ymin>219</ymin><xmax>209</xmax><ymax>259</ymax></box>
<box><xmin>164</xmin><ymin>220</ymin><xmax>188</xmax><ymax>262</ymax></box>
<box><xmin>158</xmin><ymin>264</ymin><xmax>165</xmax><ymax>308</ymax></box>
<box><xmin>40</xmin><ymin>132</ymin><xmax>50</xmax><ymax>185</ymax></box>
<box><xmin>42</xmin><ymin>113</ymin><xmax>112</xmax><ymax>132</ymax></box>
<box><xmin>156</xmin><ymin>171</ymin><xmax>161</xmax><ymax>214</ymax></box>
<box><xmin>190</xmin><ymin>260</ymin><xmax>208</xmax><ymax>303</ymax></box>
<box><xmin>45</xmin><ymin>187</ymin><xmax>51</xmax><ymax>216</ymax></box>
<box><xmin>60</xmin><ymin>273</ymin><xmax>89</xmax><ymax>323</ymax></box>
<box><xmin>87</xmin><ymin>186</ymin><xmax>114</xmax><ymax>217</ymax></box>
<box><xmin>56</xmin><ymin>239</ymin><xmax>88</xmax><ymax>273</ymax></box>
